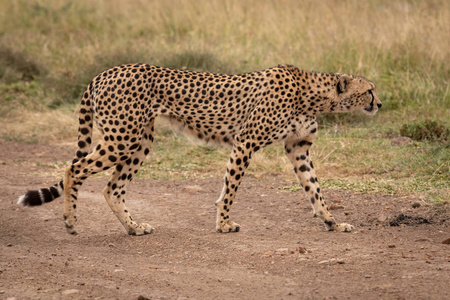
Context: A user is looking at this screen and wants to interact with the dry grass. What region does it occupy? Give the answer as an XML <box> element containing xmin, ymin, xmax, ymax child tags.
<box><xmin>0</xmin><ymin>108</ymin><xmax>77</xmax><ymax>144</ymax></box>
<box><xmin>1</xmin><ymin>1</ymin><xmax>448</xmax><ymax>72</ymax></box>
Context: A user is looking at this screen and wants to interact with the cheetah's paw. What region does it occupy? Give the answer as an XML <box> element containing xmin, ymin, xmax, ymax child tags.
<box><xmin>64</xmin><ymin>218</ymin><xmax>77</xmax><ymax>235</ymax></box>
<box><xmin>216</xmin><ymin>220</ymin><xmax>241</xmax><ymax>233</ymax></box>
<box><xmin>330</xmin><ymin>223</ymin><xmax>354</xmax><ymax>232</ymax></box>
<box><xmin>128</xmin><ymin>223</ymin><xmax>155</xmax><ymax>236</ymax></box>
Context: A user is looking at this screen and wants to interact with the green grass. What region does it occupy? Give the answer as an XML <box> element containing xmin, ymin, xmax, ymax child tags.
<box><xmin>0</xmin><ymin>0</ymin><xmax>449</xmax><ymax>203</ymax></box>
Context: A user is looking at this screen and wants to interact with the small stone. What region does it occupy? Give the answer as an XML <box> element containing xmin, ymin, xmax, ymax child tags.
<box><xmin>442</xmin><ymin>238</ymin><xmax>450</xmax><ymax>245</ymax></box>
<box><xmin>138</xmin><ymin>296</ymin><xmax>151</xmax><ymax>300</ymax></box>
<box><xmin>318</xmin><ymin>259</ymin><xmax>336</xmax><ymax>264</ymax></box>
<box><xmin>62</xmin><ymin>289</ymin><xmax>79</xmax><ymax>295</ymax></box>
<box><xmin>377</xmin><ymin>216</ymin><xmax>387</xmax><ymax>223</ymax></box>
<box><xmin>388</xmin><ymin>245</ymin><xmax>396</xmax><ymax>248</ymax></box>
<box><xmin>412</xmin><ymin>202</ymin><xmax>421</xmax><ymax>208</ymax></box>
<box><xmin>274</xmin><ymin>248</ymin><xmax>289</xmax><ymax>254</ymax></box>
<box><xmin>182</xmin><ymin>185</ymin><xmax>204</xmax><ymax>192</ymax></box>
<box><xmin>415</xmin><ymin>238</ymin><xmax>432</xmax><ymax>242</ymax></box>
<box><xmin>365</xmin><ymin>274</ymin><xmax>372</xmax><ymax>278</ymax></box>
<box><xmin>6</xmin><ymin>243</ymin><xmax>12</xmax><ymax>247</ymax></box>
<box><xmin>298</xmin><ymin>247</ymin><xmax>308</xmax><ymax>254</ymax></box>
<box><xmin>329</xmin><ymin>204</ymin><xmax>344</xmax><ymax>210</ymax></box>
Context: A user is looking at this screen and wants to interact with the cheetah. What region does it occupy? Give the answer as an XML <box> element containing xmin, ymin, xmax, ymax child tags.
<box><xmin>18</xmin><ymin>64</ymin><xmax>382</xmax><ymax>235</ymax></box>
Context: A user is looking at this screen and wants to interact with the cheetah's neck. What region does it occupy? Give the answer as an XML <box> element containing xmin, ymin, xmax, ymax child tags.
<box><xmin>293</xmin><ymin>71</ymin><xmax>345</xmax><ymax>114</ymax></box>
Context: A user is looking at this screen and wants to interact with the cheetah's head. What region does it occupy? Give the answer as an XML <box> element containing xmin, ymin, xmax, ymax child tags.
<box><xmin>336</xmin><ymin>75</ymin><xmax>382</xmax><ymax>115</ymax></box>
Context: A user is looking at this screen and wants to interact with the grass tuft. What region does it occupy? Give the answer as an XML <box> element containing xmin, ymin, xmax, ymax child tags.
<box><xmin>400</xmin><ymin>120</ymin><xmax>449</xmax><ymax>142</ymax></box>
<box><xmin>0</xmin><ymin>45</ymin><xmax>46</xmax><ymax>83</ymax></box>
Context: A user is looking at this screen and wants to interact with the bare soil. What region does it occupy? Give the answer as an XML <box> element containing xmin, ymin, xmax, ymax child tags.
<box><xmin>1</xmin><ymin>141</ymin><xmax>449</xmax><ymax>300</ymax></box>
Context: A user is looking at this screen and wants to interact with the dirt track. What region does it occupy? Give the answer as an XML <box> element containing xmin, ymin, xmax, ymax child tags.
<box><xmin>1</xmin><ymin>141</ymin><xmax>449</xmax><ymax>300</ymax></box>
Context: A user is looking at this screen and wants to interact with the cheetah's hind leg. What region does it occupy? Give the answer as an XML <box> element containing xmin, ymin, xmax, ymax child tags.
<box><xmin>102</xmin><ymin>122</ymin><xmax>155</xmax><ymax>235</ymax></box>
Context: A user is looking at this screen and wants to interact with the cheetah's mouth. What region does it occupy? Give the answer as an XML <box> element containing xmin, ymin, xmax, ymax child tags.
<box><xmin>363</xmin><ymin>90</ymin><xmax>378</xmax><ymax>115</ymax></box>
<box><xmin>364</xmin><ymin>106</ymin><xmax>378</xmax><ymax>115</ymax></box>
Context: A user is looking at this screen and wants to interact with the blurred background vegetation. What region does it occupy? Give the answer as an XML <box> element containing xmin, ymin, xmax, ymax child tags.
<box><xmin>0</xmin><ymin>0</ymin><xmax>448</xmax><ymax>203</ymax></box>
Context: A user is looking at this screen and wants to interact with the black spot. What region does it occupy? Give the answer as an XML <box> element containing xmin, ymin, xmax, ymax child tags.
<box><xmin>325</xmin><ymin>220</ymin><xmax>336</xmax><ymax>227</ymax></box>
<box><xmin>299</xmin><ymin>165</ymin><xmax>310</xmax><ymax>172</ymax></box>
<box><xmin>298</xmin><ymin>141</ymin><xmax>312</xmax><ymax>147</ymax></box>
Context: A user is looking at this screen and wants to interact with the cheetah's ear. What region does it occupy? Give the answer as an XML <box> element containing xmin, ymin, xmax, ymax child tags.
<box><xmin>337</xmin><ymin>75</ymin><xmax>352</xmax><ymax>94</ymax></box>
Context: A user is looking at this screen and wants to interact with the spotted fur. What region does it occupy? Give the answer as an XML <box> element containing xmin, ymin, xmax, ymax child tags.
<box><xmin>18</xmin><ymin>64</ymin><xmax>381</xmax><ymax>235</ymax></box>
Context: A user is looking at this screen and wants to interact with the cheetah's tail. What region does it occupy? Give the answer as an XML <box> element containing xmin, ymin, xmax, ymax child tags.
<box><xmin>17</xmin><ymin>180</ymin><xmax>64</xmax><ymax>206</ymax></box>
<box><xmin>17</xmin><ymin>82</ymin><xmax>96</xmax><ymax>207</ymax></box>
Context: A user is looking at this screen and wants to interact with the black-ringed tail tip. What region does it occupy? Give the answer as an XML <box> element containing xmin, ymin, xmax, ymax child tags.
<box><xmin>17</xmin><ymin>180</ymin><xmax>64</xmax><ymax>206</ymax></box>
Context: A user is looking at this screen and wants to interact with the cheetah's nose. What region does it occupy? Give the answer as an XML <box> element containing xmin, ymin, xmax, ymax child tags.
<box><xmin>377</xmin><ymin>103</ymin><xmax>382</xmax><ymax>108</ymax></box>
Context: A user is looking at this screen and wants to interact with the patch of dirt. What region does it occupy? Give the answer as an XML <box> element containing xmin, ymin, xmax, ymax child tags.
<box><xmin>389</xmin><ymin>213</ymin><xmax>431</xmax><ymax>227</ymax></box>
<box><xmin>1</xmin><ymin>141</ymin><xmax>449</xmax><ymax>300</ymax></box>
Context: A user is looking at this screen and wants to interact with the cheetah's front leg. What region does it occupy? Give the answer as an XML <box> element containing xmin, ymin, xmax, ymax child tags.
<box><xmin>284</xmin><ymin>137</ymin><xmax>353</xmax><ymax>232</ymax></box>
<box><xmin>215</xmin><ymin>141</ymin><xmax>252</xmax><ymax>233</ymax></box>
